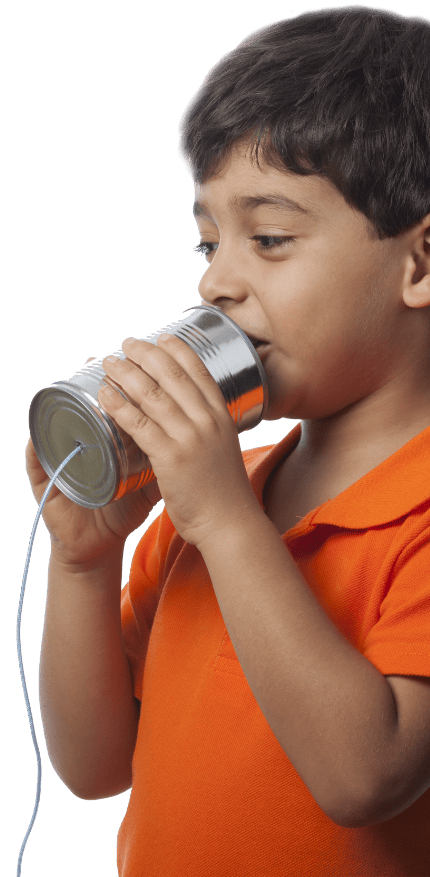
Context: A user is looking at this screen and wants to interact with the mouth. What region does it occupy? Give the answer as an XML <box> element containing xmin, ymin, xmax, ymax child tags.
<box><xmin>249</xmin><ymin>340</ymin><xmax>271</xmax><ymax>359</ymax></box>
<box><xmin>246</xmin><ymin>335</ymin><xmax>267</xmax><ymax>350</ymax></box>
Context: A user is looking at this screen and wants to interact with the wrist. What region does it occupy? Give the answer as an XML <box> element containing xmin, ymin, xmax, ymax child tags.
<box><xmin>196</xmin><ymin>505</ymin><xmax>270</xmax><ymax>556</ymax></box>
<box><xmin>49</xmin><ymin>542</ymin><xmax>125</xmax><ymax>579</ymax></box>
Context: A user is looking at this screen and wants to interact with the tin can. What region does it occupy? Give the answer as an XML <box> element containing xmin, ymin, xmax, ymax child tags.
<box><xmin>29</xmin><ymin>305</ymin><xmax>269</xmax><ymax>508</ymax></box>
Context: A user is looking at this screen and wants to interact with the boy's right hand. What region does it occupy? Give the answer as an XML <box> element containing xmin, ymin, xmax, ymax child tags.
<box><xmin>26</xmin><ymin>436</ymin><xmax>162</xmax><ymax>569</ymax></box>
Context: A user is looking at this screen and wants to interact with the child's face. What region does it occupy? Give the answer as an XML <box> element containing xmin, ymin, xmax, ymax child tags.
<box><xmin>194</xmin><ymin>141</ymin><xmax>415</xmax><ymax>422</ymax></box>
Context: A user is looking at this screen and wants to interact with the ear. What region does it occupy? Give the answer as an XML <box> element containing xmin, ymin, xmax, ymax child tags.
<box><xmin>402</xmin><ymin>215</ymin><xmax>430</xmax><ymax>309</ymax></box>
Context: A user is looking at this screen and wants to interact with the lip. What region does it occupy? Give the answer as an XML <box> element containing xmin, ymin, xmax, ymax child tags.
<box><xmin>243</xmin><ymin>334</ymin><xmax>269</xmax><ymax>349</ymax></box>
<box><xmin>252</xmin><ymin>341</ymin><xmax>271</xmax><ymax>358</ymax></box>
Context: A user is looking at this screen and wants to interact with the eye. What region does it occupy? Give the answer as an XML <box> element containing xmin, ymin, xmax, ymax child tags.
<box><xmin>249</xmin><ymin>235</ymin><xmax>295</xmax><ymax>251</ymax></box>
<box><xmin>192</xmin><ymin>241</ymin><xmax>218</xmax><ymax>258</ymax></box>
<box><xmin>192</xmin><ymin>234</ymin><xmax>295</xmax><ymax>258</ymax></box>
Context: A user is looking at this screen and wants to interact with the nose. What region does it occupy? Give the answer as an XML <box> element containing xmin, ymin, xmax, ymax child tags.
<box><xmin>198</xmin><ymin>244</ymin><xmax>249</xmax><ymax>308</ymax></box>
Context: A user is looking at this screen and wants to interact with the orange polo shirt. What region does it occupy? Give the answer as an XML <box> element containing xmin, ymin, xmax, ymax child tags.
<box><xmin>118</xmin><ymin>421</ymin><xmax>430</xmax><ymax>876</ymax></box>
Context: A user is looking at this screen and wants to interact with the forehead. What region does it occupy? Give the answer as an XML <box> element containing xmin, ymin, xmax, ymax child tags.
<box><xmin>193</xmin><ymin>145</ymin><xmax>344</xmax><ymax>224</ymax></box>
<box><xmin>192</xmin><ymin>146</ymin><xmax>377</xmax><ymax>242</ymax></box>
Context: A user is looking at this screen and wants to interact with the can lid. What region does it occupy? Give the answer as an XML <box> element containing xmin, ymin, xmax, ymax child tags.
<box><xmin>29</xmin><ymin>383</ymin><xmax>120</xmax><ymax>508</ymax></box>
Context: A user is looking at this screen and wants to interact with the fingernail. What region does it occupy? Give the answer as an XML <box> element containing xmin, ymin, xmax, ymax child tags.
<box><xmin>157</xmin><ymin>333</ymin><xmax>172</xmax><ymax>342</ymax></box>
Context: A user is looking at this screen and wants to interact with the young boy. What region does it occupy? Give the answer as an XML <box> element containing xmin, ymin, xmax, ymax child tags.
<box><xmin>27</xmin><ymin>7</ymin><xmax>430</xmax><ymax>875</ymax></box>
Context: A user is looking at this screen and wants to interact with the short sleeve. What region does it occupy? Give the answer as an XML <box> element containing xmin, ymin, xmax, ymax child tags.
<box><xmin>363</xmin><ymin>519</ymin><xmax>430</xmax><ymax>677</ymax></box>
<box><xmin>121</xmin><ymin>508</ymin><xmax>176</xmax><ymax>699</ymax></box>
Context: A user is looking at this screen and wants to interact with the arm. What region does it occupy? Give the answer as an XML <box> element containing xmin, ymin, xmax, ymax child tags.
<box><xmin>197</xmin><ymin>510</ymin><xmax>430</xmax><ymax>828</ymax></box>
<box><xmin>39</xmin><ymin>548</ymin><xmax>142</xmax><ymax>800</ymax></box>
<box><xmin>95</xmin><ymin>334</ymin><xmax>430</xmax><ymax>826</ymax></box>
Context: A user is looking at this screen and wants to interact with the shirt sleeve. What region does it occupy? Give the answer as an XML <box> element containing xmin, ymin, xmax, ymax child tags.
<box><xmin>363</xmin><ymin>514</ymin><xmax>430</xmax><ymax>677</ymax></box>
<box><xmin>121</xmin><ymin>507</ymin><xmax>176</xmax><ymax>700</ymax></box>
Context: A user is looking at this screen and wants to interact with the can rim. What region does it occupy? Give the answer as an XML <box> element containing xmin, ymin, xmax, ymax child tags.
<box><xmin>182</xmin><ymin>304</ymin><xmax>269</xmax><ymax>424</ymax></box>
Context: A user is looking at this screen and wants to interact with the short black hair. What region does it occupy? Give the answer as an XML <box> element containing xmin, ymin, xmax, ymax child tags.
<box><xmin>180</xmin><ymin>7</ymin><xmax>430</xmax><ymax>239</ymax></box>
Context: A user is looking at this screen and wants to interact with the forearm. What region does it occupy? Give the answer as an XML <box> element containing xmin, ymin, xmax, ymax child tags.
<box><xmin>198</xmin><ymin>511</ymin><xmax>399</xmax><ymax>826</ymax></box>
<box><xmin>39</xmin><ymin>549</ymin><xmax>140</xmax><ymax>800</ymax></box>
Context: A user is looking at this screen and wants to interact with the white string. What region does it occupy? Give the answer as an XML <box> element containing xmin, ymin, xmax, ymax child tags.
<box><xmin>16</xmin><ymin>443</ymin><xmax>84</xmax><ymax>876</ymax></box>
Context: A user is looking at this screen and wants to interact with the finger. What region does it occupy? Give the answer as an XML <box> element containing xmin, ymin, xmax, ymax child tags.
<box><xmin>99</xmin><ymin>355</ymin><xmax>187</xmax><ymax>440</ymax></box>
<box><xmin>98</xmin><ymin>345</ymin><xmax>231</xmax><ymax>470</ymax></box>
<box><xmin>98</xmin><ymin>380</ymin><xmax>173</xmax><ymax>458</ymax></box>
<box><xmin>100</xmin><ymin>332</ymin><xmax>222</xmax><ymax>448</ymax></box>
<box><xmin>122</xmin><ymin>334</ymin><xmax>227</xmax><ymax>412</ymax></box>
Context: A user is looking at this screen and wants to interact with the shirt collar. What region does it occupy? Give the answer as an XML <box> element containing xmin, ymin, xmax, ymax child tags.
<box><xmin>249</xmin><ymin>421</ymin><xmax>430</xmax><ymax>530</ymax></box>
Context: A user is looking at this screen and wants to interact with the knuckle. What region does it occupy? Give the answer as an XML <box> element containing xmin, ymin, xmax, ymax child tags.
<box><xmin>197</xmin><ymin>409</ymin><xmax>218</xmax><ymax>433</ymax></box>
<box><xmin>190</xmin><ymin>359</ymin><xmax>212</xmax><ymax>380</ymax></box>
<box><xmin>129</xmin><ymin>408</ymin><xmax>149</xmax><ymax>431</ymax></box>
<box><xmin>165</xmin><ymin>362</ymin><xmax>187</xmax><ymax>380</ymax></box>
<box><xmin>142</xmin><ymin>382</ymin><xmax>164</xmax><ymax>402</ymax></box>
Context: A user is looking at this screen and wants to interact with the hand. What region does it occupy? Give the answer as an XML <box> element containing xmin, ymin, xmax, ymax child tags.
<box><xmin>98</xmin><ymin>334</ymin><xmax>261</xmax><ymax>548</ymax></box>
<box><xmin>26</xmin><ymin>436</ymin><xmax>162</xmax><ymax>569</ymax></box>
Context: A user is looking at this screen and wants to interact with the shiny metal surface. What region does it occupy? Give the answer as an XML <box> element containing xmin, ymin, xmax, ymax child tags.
<box><xmin>29</xmin><ymin>305</ymin><xmax>268</xmax><ymax>508</ymax></box>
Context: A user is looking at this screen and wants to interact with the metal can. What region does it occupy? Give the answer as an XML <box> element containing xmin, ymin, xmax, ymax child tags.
<box><xmin>29</xmin><ymin>305</ymin><xmax>269</xmax><ymax>508</ymax></box>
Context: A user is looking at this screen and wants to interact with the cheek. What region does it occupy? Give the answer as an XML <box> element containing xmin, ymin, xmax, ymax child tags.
<box><xmin>278</xmin><ymin>288</ymin><xmax>377</xmax><ymax>377</ymax></box>
<box><xmin>267</xmin><ymin>268</ymin><xmax>338</xmax><ymax>351</ymax></box>
<box><xmin>261</xmin><ymin>240</ymin><xmax>393</xmax><ymax>354</ymax></box>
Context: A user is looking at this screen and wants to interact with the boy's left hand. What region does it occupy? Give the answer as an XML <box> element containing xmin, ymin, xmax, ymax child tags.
<box><xmin>98</xmin><ymin>334</ymin><xmax>262</xmax><ymax>549</ymax></box>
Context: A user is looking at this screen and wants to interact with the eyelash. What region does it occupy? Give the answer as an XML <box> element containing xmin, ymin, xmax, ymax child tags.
<box><xmin>194</xmin><ymin>235</ymin><xmax>295</xmax><ymax>257</ymax></box>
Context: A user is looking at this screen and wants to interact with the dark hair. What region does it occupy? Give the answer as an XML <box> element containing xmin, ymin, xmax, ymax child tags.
<box><xmin>180</xmin><ymin>7</ymin><xmax>430</xmax><ymax>238</ymax></box>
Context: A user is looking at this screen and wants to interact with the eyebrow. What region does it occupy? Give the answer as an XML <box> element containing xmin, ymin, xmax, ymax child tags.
<box><xmin>193</xmin><ymin>193</ymin><xmax>318</xmax><ymax>220</ymax></box>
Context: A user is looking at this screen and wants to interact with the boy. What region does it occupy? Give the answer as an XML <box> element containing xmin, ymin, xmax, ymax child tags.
<box><xmin>26</xmin><ymin>7</ymin><xmax>430</xmax><ymax>875</ymax></box>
